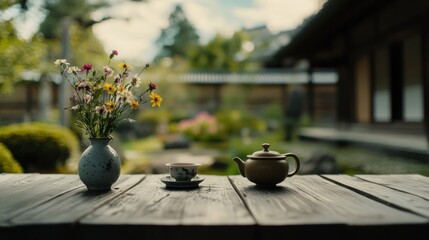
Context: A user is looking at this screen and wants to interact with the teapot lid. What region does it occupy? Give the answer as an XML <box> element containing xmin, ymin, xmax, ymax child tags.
<box><xmin>247</xmin><ymin>143</ymin><xmax>285</xmax><ymax>160</ymax></box>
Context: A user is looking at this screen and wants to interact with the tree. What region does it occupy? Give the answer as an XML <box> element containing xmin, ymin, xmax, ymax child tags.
<box><xmin>38</xmin><ymin>0</ymin><xmax>113</xmax><ymax>126</ymax></box>
<box><xmin>154</xmin><ymin>4</ymin><xmax>199</xmax><ymax>63</ymax></box>
<box><xmin>0</xmin><ymin>2</ymin><xmax>45</xmax><ymax>93</ymax></box>
<box><xmin>0</xmin><ymin>0</ymin><xmax>28</xmax><ymax>11</ymax></box>
<box><xmin>39</xmin><ymin>0</ymin><xmax>110</xmax><ymax>40</ymax></box>
<box><xmin>0</xmin><ymin>0</ymin><xmax>109</xmax><ymax>94</ymax></box>
<box><xmin>189</xmin><ymin>31</ymin><xmax>258</xmax><ymax>72</ymax></box>
<box><xmin>39</xmin><ymin>0</ymin><xmax>111</xmax><ymax>64</ymax></box>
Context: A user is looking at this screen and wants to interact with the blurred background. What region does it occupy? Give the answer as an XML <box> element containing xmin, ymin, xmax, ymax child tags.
<box><xmin>1</xmin><ymin>0</ymin><xmax>428</xmax><ymax>176</ymax></box>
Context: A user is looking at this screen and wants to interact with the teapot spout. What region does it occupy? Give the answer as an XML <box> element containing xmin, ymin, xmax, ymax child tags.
<box><xmin>233</xmin><ymin>157</ymin><xmax>246</xmax><ymax>177</ymax></box>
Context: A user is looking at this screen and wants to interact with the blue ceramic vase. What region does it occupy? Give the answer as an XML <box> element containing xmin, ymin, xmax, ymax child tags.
<box><xmin>78</xmin><ymin>138</ymin><xmax>121</xmax><ymax>191</ymax></box>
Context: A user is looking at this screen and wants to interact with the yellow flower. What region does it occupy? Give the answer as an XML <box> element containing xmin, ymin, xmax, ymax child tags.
<box><xmin>118</xmin><ymin>88</ymin><xmax>132</xmax><ymax>101</ymax></box>
<box><xmin>103</xmin><ymin>83</ymin><xmax>115</xmax><ymax>94</ymax></box>
<box><xmin>130</xmin><ymin>100</ymin><xmax>139</xmax><ymax>109</ymax></box>
<box><xmin>92</xmin><ymin>83</ymin><xmax>101</xmax><ymax>91</ymax></box>
<box><xmin>118</xmin><ymin>61</ymin><xmax>131</xmax><ymax>70</ymax></box>
<box><xmin>105</xmin><ymin>100</ymin><xmax>116</xmax><ymax>112</ymax></box>
<box><xmin>117</xmin><ymin>85</ymin><xmax>126</xmax><ymax>92</ymax></box>
<box><xmin>150</xmin><ymin>92</ymin><xmax>163</xmax><ymax>107</ymax></box>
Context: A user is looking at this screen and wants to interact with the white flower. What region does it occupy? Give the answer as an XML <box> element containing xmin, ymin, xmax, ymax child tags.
<box><xmin>131</xmin><ymin>76</ymin><xmax>141</xmax><ymax>87</ymax></box>
<box><xmin>67</xmin><ymin>66</ymin><xmax>80</xmax><ymax>74</ymax></box>
<box><xmin>83</xmin><ymin>94</ymin><xmax>93</xmax><ymax>103</ymax></box>
<box><xmin>77</xmin><ymin>80</ymin><xmax>93</xmax><ymax>91</ymax></box>
<box><xmin>70</xmin><ymin>94</ymin><xmax>78</xmax><ymax>102</ymax></box>
<box><xmin>54</xmin><ymin>59</ymin><xmax>69</xmax><ymax>65</ymax></box>
<box><xmin>103</xmin><ymin>66</ymin><xmax>114</xmax><ymax>77</ymax></box>
<box><xmin>95</xmin><ymin>105</ymin><xmax>107</xmax><ymax>115</ymax></box>
<box><xmin>118</xmin><ymin>88</ymin><xmax>131</xmax><ymax>97</ymax></box>
<box><xmin>114</xmin><ymin>74</ymin><xmax>122</xmax><ymax>84</ymax></box>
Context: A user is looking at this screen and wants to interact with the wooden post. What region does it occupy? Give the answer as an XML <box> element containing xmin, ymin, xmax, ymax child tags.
<box><xmin>38</xmin><ymin>74</ymin><xmax>52</xmax><ymax>121</ymax></box>
<box><xmin>59</xmin><ymin>17</ymin><xmax>71</xmax><ymax>127</ymax></box>
<box><xmin>307</xmin><ymin>67</ymin><xmax>314</xmax><ymax>121</ymax></box>
<box><xmin>25</xmin><ymin>84</ymin><xmax>33</xmax><ymax>121</ymax></box>
<box><xmin>389</xmin><ymin>42</ymin><xmax>404</xmax><ymax>122</ymax></box>
<box><xmin>422</xmin><ymin>28</ymin><xmax>429</xmax><ymax>146</ymax></box>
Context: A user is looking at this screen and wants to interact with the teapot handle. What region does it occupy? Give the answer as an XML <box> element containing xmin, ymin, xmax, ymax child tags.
<box><xmin>284</xmin><ymin>153</ymin><xmax>300</xmax><ymax>177</ymax></box>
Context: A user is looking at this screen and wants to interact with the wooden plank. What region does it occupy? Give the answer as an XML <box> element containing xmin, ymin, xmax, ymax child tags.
<box><xmin>77</xmin><ymin>174</ymin><xmax>256</xmax><ymax>240</ymax></box>
<box><xmin>323</xmin><ymin>174</ymin><xmax>429</xmax><ymax>219</ymax></box>
<box><xmin>229</xmin><ymin>175</ymin><xmax>427</xmax><ymax>226</ymax></box>
<box><xmin>80</xmin><ymin>174</ymin><xmax>253</xmax><ymax>225</ymax></box>
<box><xmin>0</xmin><ymin>174</ymin><xmax>83</xmax><ymax>226</ymax></box>
<box><xmin>7</xmin><ymin>174</ymin><xmax>145</xmax><ymax>225</ymax></box>
<box><xmin>0</xmin><ymin>173</ymin><xmax>38</xmax><ymax>187</ymax></box>
<box><xmin>355</xmin><ymin>174</ymin><xmax>429</xmax><ymax>199</ymax></box>
<box><xmin>230</xmin><ymin>175</ymin><xmax>341</xmax><ymax>225</ymax></box>
<box><xmin>0</xmin><ymin>174</ymin><xmax>145</xmax><ymax>240</ymax></box>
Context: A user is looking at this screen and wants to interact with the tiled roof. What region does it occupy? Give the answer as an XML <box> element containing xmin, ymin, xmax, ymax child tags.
<box><xmin>29</xmin><ymin>71</ymin><xmax>337</xmax><ymax>85</ymax></box>
<box><xmin>143</xmin><ymin>71</ymin><xmax>337</xmax><ymax>84</ymax></box>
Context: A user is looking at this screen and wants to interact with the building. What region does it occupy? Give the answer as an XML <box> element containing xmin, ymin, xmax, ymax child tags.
<box><xmin>266</xmin><ymin>0</ymin><xmax>429</xmax><ymax>144</ymax></box>
<box><xmin>0</xmin><ymin>71</ymin><xmax>60</xmax><ymax>124</ymax></box>
<box><xmin>143</xmin><ymin>71</ymin><xmax>337</xmax><ymax>124</ymax></box>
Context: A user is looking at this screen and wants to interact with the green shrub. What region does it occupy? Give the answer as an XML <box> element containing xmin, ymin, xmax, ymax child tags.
<box><xmin>216</xmin><ymin>110</ymin><xmax>266</xmax><ymax>136</ymax></box>
<box><xmin>0</xmin><ymin>122</ymin><xmax>79</xmax><ymax>171</ymax></box>
<box><xmin>0</xmin><ymin>142</ymin><xmax>23</xmax><ymax>173</ymax></box>
<box><xmin>176</xmin><ymin>111</ymin><xmax>226</xmax><ymax>142</ymax></box>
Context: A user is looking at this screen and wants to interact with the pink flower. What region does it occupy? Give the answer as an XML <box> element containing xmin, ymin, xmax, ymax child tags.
<box><xmin>81</xmin><ymin>64</ymin><xmax>92</xmax><ymax>71</ymax></box>
<box><xmin>149</xmin><ymin>82</ymin><xmax>157</xmax><ymax>91</ymax></box>
<box><xmin>110</xmin><ymin>50</ymin><xmax>118</xmax><ymax>58</ymax></box>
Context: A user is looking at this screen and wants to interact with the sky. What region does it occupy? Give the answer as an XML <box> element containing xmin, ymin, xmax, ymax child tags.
<box><xmin>10</xmin><ymin>0</ymin><xmax>324</xmax><ymax>63</ymax></box>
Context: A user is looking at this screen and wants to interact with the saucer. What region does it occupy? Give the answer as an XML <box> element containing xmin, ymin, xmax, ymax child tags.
<box><xmin>160</xmin><ymin>176</ymin><xmax>205</xmax><ymax>189</ymax></box>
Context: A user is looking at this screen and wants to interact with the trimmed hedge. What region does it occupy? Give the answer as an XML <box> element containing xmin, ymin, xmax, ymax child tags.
<box><xmin>0</xmin><ymin>122</ymin><xmax>79</xmax><ymax>171</ymax></box>
<box><xmin>0</xmin><ymin>142</ymin><xmax>23</xmax><ymax>173</ymax></box>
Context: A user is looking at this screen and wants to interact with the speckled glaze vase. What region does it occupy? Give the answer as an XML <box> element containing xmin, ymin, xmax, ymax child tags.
<box><xmin>78</xmin><ymin>138</ymin><xmax>121</xmax><ymax>191</ymax></box>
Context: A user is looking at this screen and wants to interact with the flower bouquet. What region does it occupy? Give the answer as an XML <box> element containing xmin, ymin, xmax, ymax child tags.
<box><xmin>54</xmin><ymin>50</ymin><xmax>163</xmax><ymax>190</ymax></box>
<box><xmin>54</xmin><ymin>50</ymin><xmax>162</xmax><ymax>139</ymax></box>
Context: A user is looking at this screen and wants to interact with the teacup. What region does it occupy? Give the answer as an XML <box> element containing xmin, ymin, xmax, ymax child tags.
<box><xmin>166</xmin><ymin>163</ymin><xmax>201</xmax><ymax>181</ymax></box>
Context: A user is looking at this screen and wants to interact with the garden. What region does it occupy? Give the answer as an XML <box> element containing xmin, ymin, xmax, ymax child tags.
<box><xmin>4</xmin><ymin>104</ymin><xmax>429</xmax><ymax>177</ymax></box>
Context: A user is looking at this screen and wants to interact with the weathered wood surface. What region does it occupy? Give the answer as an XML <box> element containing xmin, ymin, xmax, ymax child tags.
<box><xmin>323</xmin><ymin>174</ymin><xmax>429</xmax><ymax>219</ymax></box>
<box><xmin>356</xmin><ymin>174</ymin><xmax>429</xmax><ymax>199</ymax></box>
<box><xmin>0</xmin><ymin>174</ymin><xmax>145</xmax><ymax>240</ymax></box>
<box><xmin>7</xmin><ymin>175</ymin><xmax>145</xmax><ymax>225</ymax></box>
<box><xmin>1</xmin><ymin>173</ymin><xmax>429</xmax><ymax>240</ymax></box>
<box><xmin>78</xmin><ymin>175</ymin><xmax>255</xmax><ymax>240</ymax></box>
<box><xmin>0</xmin><ymin>174</ymin><xmax>83</xmax><ymax>226</ymax></box>
<box><xmin>229</xmin><ymin>175</ymin><xmax>426</xmax><ymax>225</ymax></box>
<box><xmin>81</xmin><ymin>174</ymin><xmax>253</xmax><ymax>225</ymax></box>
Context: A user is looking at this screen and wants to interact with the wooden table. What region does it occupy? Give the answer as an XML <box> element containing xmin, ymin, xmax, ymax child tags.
<box><xmin>1</xmin><ymin>173</ymin><xmax>429</xmax><ymax>240</ymax></box>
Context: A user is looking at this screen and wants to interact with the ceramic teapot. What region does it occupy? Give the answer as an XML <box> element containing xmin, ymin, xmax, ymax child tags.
<box><xmin>233</xmin><ymin>143</ymin><xmax>300</xmax><ymax>186</ymax></box>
